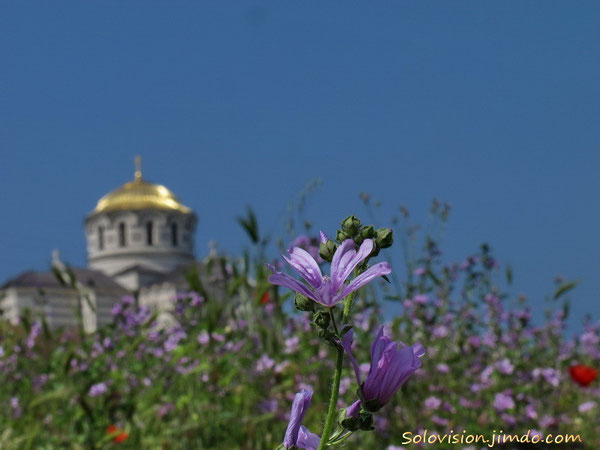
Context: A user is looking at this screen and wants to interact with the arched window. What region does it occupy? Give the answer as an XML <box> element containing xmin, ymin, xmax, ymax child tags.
<box><xmin>119</xmin><ymin>223</ymin><xmax>127</xmax><ymax>247</ymax></box>
<box><xmin>98</xmin><ymin>226</ymin><xmax>104</xmax><ymax>250</ymax></box>
<box><xmin>146</xmin><ymin>221</ymin><xmax>153</xmax><ymax>246</ymax></box>
<box><xmin>171</xmin><ymin>223</ymin><xmax>178</xmax><ymax>246</ymax></box>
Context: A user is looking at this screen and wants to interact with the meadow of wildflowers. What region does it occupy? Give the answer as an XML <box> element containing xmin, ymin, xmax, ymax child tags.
<box><xmin>0</xmin><ymin>203</ymin><xmax>598</xmax><ymax>449</ymax></box>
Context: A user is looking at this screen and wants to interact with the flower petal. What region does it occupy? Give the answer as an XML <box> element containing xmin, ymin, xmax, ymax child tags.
<box><xmin>283</xmin><ymin>247</ymin><xmax>323</xmax><ymax>289</ymax></box>
<box><xmin>339</xmin><ymin>262</ymin><xmax>391</xmax><ymax>299</ymax></box>
<box><xmin>369</xmin><ymin>326</ymin><xmax>389</xmax><ymax>369</ymax></box>
<box><xmin>296</xmin><ymin>425</ymin><xmax>321</xmax><ymax>450</ymax></box>
<box><xmin>377</xmin><ymin>346</ymin><xmax>422</xmax><ymax>405</ymax></box>
<box><xmin>330</xmin><ymin>239</ymin><xmax>357</xmax><ymax>288</ymax></box>
<box><xmin>363</xmin><ymin>341</ymin><xmax>397</xmax><ymax>402</ymax></box>
<box><xmin>283</xmin><ymin>389</ymin><xmax>313</xmax><ymax>448</ymax></box>
<box><xmin>345</xmin><ymin>399</ymin><xmax>361</xmax><ymax>419</ymax></box>
<box><xmin>268</xmin><ymin>271</ymin><xmax>317</xmax><ymax>303</ymax></box>
<box><xmin>332</xmin><ymin>239</ymin><xmax>375</xmax><ymax>292</ymax></box>
<box><xmin>340</xmin><ymin>329</ymin><xmax>362</xmax><ymax>384</ymax></box>
<box><xmin>319</xmin><ymin>231</ymin><xmax>329</xmax><ymax>244</ymax></box>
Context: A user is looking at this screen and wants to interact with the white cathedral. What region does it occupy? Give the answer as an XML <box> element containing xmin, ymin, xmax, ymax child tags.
<box><xmin>0</xmin><ymin>158</ymin><xmax>217</xmax><ymax>332</ymax></box>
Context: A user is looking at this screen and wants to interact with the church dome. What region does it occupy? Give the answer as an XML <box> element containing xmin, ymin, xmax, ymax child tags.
<box><xmin>89</xmin><ymin>157</ymin><xmax>192</xmax><ymax>216</ymax></box>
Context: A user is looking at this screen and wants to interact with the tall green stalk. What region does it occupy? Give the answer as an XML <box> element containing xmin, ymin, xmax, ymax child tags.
<box><xmin>318</xmin><ymin>291</ymin><xmax>355</xmax><ymax>450</ymax></box>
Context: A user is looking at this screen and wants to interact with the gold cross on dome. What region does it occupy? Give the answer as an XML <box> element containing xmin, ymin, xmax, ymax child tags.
<box><xmin>134</xmin><ymin>155</ymin><xmax>142</xmax><ymax>181</ymax></box>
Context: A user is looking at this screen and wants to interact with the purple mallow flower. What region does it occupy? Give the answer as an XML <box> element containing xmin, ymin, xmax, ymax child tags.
<box><xmin>283</xmin><ymin>389</ymin><xmax>320</xmax><ymax>450</ymax></box>
<box><xmin>268</xmin><ymin>237</ymin><xmax>391</xmax><ymax>307</ymax></box>
<box><xmin>493</xmin><ymin>392</ymin><xmax>515</xmax><ymax>411</ymax></box>
<box><xmin>341</xmin><ymin>327</ymin><xmax>424</xmax><ymax>412</ymax></box>
<box><xmin>88</xmin><ymin>382</ymin><xmax>108</xmax><ymax>397</ymax></box>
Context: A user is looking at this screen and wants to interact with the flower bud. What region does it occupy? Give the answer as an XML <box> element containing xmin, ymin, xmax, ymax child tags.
<box><xmin>358</xmin><ymin>411</ymin><xmax>374</xmax><ymax>431</ymax></box>
<box><xmin>341</xmin><ymin>215</ymin><xmax>361</xmax><ymax>236</ymax></box>
<box><xmin>319</xmin><ymin>239</ymin><xmax>337</xmax><ymax>263</ymax></box>
<box><xmin>375</xmin><ymin>228</ymin><xmax>394</xmax><ymax>248</ymax></box>
<box><xmin>294</xmin><ymin>293</ymin><xmax>316</xmax><ymax>312</ymax></box>
<box><xmin>313</xmin><ymin>310</ymin><xmax>330</xmax><ymax>329</ymax></box>
<box><xmin>361</xmin><ymin>225</ymin><xmax>375</xmax><ymax>239</ymax></box>
<box><xmin>340</xmin><ymin>416</ymin><xmax>360</xmax><ymax>432</ymax></box>
<box><xmin>336</xmin><ymin>230</ymin><xmax>351</xmax><ymax>242</ymax></box>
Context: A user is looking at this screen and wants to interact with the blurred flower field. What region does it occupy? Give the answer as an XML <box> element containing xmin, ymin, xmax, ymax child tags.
<box><xmin>0</xmin><ymin>202</ymin><xmax>598</xmax><ymax>449</ymax></box>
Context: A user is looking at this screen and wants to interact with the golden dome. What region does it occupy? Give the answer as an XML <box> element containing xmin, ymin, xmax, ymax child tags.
<box><xmin>89</xmin><ymin>157</ymin><xmax>192</xmax><ymax>216</ymax></box>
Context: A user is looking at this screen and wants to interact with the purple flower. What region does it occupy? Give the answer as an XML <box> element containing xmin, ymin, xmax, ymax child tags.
<box><xmin>283</xmin><ymin>389</ymin><xmax>320</xmax><ymax>449</ymax></box>
<box><xmin>157</xmin><ymin>402</ymin><xmax>174</xmax><ymax>418</ymax></box>
<box><xmin>26</xmin><ymin>321</ymin><xmax>42</xmax><ymax>350</ymax></box>
<box><xmin>578</xmin><ymin>401</ymin><xmax>596</xmax><ymax>413</ymax></box>
<box><xmin>197</xmin><ymin>330</ymin><xmax>210</xmax><ymax>345</ymax></box>
<box><xmin>413</xmin><ymin>267</ymin><xmax>426</xmax><ymax>276</ymax></box>
<box><xmin>88</xmin><ymin>382</ymin><xmax>108</xmax><ymax>397</ymax></box>
<box><xmin>532</xmin><ymin>368</ymin><xmax>560</xmax><ymax>387</ymax></box>
<box><xmin>164</xmin><ymin>328</ymin><xmax>187</xmax><ymax>352</ymax></box>
<box><xmin>255</xmin><ymin>354</ymin><xmax>275</xmax><ymax>374</ymax></box>
<box><xmin>497</xmin><ymin>358</ymin><xmax>514</xmax><ymax>375</ymax></box>
<box><xmin>341</xmin><ymin>327</ymin><xmax>424</xmax><ymax>412</ymax></box>
<box><xmin>525</xmin><ymin>404</ymin><xmax>538</xmax><ymax>420</ymax></box>
<box><xmin>424</xmin><ymin>396</ymin><xmax>442</xmax><ymax>410</ymax></box>
<box><xmin>436</xmin><ymin>363</ymin><xmax>450</xmax><ymax>374</ymax></box>
<box><xmin>284</xmin><ymin>336</ymin><xmax>300</xmax><ymax>354</ymax></box>
<box><xmin>493</xmin><ymin>392</ymin><xmax>515</xmax><ymax>411</ymax></box>
<box><xmin>10</xmin><ymin>397</ymin><xmax>22</xmax><ymax>418</ymax></box>
<box><xmin>268</xmin><ymin>238</ymin><xmax>391</xmax><ymax>307</ymax></box>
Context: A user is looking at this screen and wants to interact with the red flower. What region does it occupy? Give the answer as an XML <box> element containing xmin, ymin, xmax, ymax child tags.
<box><xmin>260</xmin><ymin>291</ymin><xmax>270</xmax><ymax>304</ymax></box>
<box><xmin>106</xmin><ymin>425</ymin><xmax>129</xmax><ymax>443</ymax></box>
<box><xmin>569</xmin><ymin>364</ymin><xmax>598</xmax><ymax>387</ymax></box>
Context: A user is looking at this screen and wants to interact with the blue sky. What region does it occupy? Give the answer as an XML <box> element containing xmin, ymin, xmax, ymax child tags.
<box><xmin>1</xmin><ymin>2</ymin><xmax>599</xmax><ymax>329</ymax></box>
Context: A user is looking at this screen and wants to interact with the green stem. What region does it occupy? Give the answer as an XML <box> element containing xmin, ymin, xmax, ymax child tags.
<box><xmin>318</xmin><ymin>293</ymin><xmax>355</xmax><ymax>449</ymax></box>
<box><xmin>318</xmin><ymin>344</ymin><xmax>344</xmax><ymax>449</ymax></box>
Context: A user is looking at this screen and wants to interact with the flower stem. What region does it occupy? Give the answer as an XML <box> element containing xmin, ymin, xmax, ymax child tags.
<box><xmin>318</xmin><ymin>344</ymin><xmax>344</xmax><ymax>449</ymax></box>
<box><xmin>318</xmin><ymin>293</ymin><xmax>355</xmax><ymax>449</ymax></box>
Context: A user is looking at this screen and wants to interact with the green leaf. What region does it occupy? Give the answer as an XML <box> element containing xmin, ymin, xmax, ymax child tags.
<box><xmin>553</xmin><ymin>281</ymin><xmax>577</xmax><ymax>300</ymax></box>
<box><xmin>29</xmin><ymin>386</ymin><xmax>73</xmax><ymax>408</ymax></box>
<box><xmin>236</xmin><ymin>208</ymin><xmax>260</xmax><ymax>244</ymax></box>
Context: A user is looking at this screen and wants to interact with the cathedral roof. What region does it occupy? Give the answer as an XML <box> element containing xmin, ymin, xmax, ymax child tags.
<box><xmin>2</xmin><ymin>268</ymin><xmax>128</xmax><ymax>293</ymax></box>
<box><xmin>88</xmin><ymin>157</ymin><xmax>192</xmax><ymax>217</ymax></box>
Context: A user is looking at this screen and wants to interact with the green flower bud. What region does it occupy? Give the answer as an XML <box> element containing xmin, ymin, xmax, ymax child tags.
<box><xmin>319</xmin><ymin>240</ymin><xmax>337</xmax><ymax>263</ymax></box>
<box><xmin>313</xmin><ymin>310</ymin><xmax>330</xmax><ymax>329</ymax></box>
<box><xmin>375</xmin><ymin>228</ymin><xmax>394</xmax><ymax>248</ymax></box>
<box><xmin>294</xmin><ymin>293</ymin><xmax>316</xmax><ymax>312</ymax></box>
<box><xmin>358</xmin><ymin>411</ymin><xmax>375</xmax><ymax>430</ymax></box>
<box><xmin>353</xmin><ymin>234</ymin><xmax>364</xmax><ymax>246</ymax></box>
<box><xmin>336</xmin><ymin>229</ymin><xmax>351</xmax><ymax>242</ymax></box>
<box><xmin>341</xmin><ymin>215</ymin><xmax>361</xmax><ymax>235</ymax></box>
<box><xmin>361</xmin><ymin>225</ymin><xmax>376</xmax><ymax>239</ymax></box>
<box><xmin>340</xmin><ymin>416</ymin><xmax>360</xmax><ymax>432</ymax></box>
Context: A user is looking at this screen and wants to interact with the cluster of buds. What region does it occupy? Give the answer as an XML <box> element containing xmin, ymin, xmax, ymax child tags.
<box><xmin>294</xmin><ymin>293</ymin><xmax>338</xmax><ymax>348</ymax></box>
<box><xmin>319</xmin><ymin>215</ymin><xmax>393</xmax><ymax>262</ymax></box>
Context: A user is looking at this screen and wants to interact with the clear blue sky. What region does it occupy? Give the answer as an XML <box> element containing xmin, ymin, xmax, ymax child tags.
<box><xmin>1</xmin><ymin>2</ymin><xmax>599</xmax><ymax>329</ymax></box>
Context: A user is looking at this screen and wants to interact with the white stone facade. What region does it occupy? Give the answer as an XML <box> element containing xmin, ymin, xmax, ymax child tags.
<box><xmin>85</xmin><ymin>209</ymin><xmax>196</xmax><ymax>290</ymax></box>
